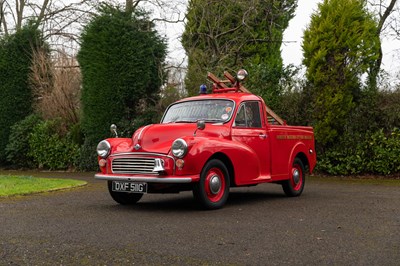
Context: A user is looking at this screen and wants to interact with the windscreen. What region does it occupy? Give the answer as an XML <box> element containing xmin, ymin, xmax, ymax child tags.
<box><xmin>162</xmin><ymin>100</ymin><xmax>235</xmax><ymax>123</ymax></box>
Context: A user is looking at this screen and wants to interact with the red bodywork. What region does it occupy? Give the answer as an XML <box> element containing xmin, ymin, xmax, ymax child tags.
<box><xmin>95</xmin><ymin>92</ymin><xmax>316</xmax><ymax>192</ymax></box>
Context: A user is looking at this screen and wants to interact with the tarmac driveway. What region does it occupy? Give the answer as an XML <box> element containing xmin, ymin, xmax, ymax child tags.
<box><xmin>0</xmin><ymin>172</ymin><xmax>399</xmax><ymax>265</ymax></box>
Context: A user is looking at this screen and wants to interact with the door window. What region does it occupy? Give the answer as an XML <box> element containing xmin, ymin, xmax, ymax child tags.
<box><xmin>234</xmin><ymin>101</ymin><xmax>262</xmax><ymax>128</ymax></box>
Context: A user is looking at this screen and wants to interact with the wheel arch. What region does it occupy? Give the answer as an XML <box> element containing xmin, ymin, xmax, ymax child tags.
<box><xmin>295</xmin><ymin>152</ymin><xmax>310</xmax><ymax>173</ymax></box>
<box><xmin>207</xmin><ymin>152</ymin><xmax>235</xmax><ymax>187</ymax></box>
<box><xmin>289</xmin><ymin>142</ymin><xmax>311</xmax><ymax>174</ymax></box>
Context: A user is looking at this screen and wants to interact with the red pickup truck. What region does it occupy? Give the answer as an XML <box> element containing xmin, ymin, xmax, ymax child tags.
<box><xmin>95</xmin><ymin>70</ymin><xmax>316</xmax><ymax>209</ymax></box>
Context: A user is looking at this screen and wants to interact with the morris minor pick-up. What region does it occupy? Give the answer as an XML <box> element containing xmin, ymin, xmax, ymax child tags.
<box><xmin>95</xmin><ymin>70</ymin><xmax>316</xmax><ymax>209</ymax></box>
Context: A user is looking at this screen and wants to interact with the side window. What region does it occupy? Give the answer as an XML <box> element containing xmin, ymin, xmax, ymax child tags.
<box><xmin>234</xmin><ymin>101</ymin><xmax>262</xmax><ymax>128</ymax></box>
<box><xmin>235</xmin><ymin>106</ymin><xmax>246</xmax><ymax>127</ymax></box>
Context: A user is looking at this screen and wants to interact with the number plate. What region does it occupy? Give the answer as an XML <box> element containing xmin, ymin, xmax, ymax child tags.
<box><xmin>112</xmin><ymin>181</ymin><xmax>147</xmax><ymax>193</ymax></box>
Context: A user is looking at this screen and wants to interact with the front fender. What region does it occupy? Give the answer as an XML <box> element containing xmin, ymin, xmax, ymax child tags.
<box><xmin>106</xmin><ymin>138</ymin><xmax>134</xmax><ymax>153</ymax></box>
<box><xmin>176</xmin><ymin>137</ymin><xmax>261</xmax><ymax>185</ymax></box>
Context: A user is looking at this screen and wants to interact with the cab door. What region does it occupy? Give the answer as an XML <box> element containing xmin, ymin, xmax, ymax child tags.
<box><xmin>231</xmin><ymin>101</ymin><xmax>271</xmax><ymax>181</ymax></box>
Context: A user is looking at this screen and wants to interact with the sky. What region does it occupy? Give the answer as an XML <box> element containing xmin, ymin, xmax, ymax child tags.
<box><xmin>281</xmin><ymin>0</ymin><xmax>319</xmax><ymax>67</ymax></box>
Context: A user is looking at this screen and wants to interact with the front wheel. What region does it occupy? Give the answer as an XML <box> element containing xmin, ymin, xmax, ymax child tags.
<box><xmin>107</xmin><ymin>181</ymin><xmax>143</xmax><ymax>205</ymax></box>
<box><xmin>193</xmin><ymin>159</ymin><xmax>230</xmax><ymax>210</ymax></box>
<box><xmin>282</xmin><ymin>158</ymin><xmax>305</xmax><ymax>197</ymax></box>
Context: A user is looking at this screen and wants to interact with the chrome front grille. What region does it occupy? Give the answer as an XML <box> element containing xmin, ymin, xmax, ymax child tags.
<box><xmin>112</xmin><ymin>157</ymin><xmax>158</xmax><ymax>175</ymax></box>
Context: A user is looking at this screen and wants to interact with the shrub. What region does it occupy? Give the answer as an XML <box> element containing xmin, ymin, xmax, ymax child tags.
<box><xmin>77</xmin><ymin>137</ymin><xmax>98</xmax><ymax>171</ymax></box>
<box><xmin>317</xmin><ymin>128</ymin><xmax>400</xmax><ymax>175</ymax></box>
<box><xmin>366</xmin><ymin>128</ymin><xmax>400</xmax><ymax>175</ymax></box>
<box><xmin>5</xmin><ymin>115</ymin><xmax>43</xmax><ymax>168</ymax></box>
<box><xmin>28</xmin><ymin>119</ymin><xmax>80</xmax><ymax>170</ymax></box>
<box><xmin>378</xmin><ymin>88</ymin><xmax>400</xmax><ymax>131</ymax></box>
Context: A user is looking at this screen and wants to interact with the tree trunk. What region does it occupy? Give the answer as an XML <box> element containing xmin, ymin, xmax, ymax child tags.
<box><xmin>16</xmin><ymin>0</ymin><xmax>25</xmax><ymax>30</ymax></box>
<box><xmin>0</xmin><ymin>0</ymin><xmax>9</xmax><ymax>36</ymax></box>
<box><xmin>126</xmin><ymin>0</ymin><xmax>133</xmax><ymax>14</ymax></box>
<box><xmin>36</xmin><ymin>0</ymin><xmax>50</xmax><ymax>27</ymax></box>
<box><xmin>377</xmin><ymin>0</ymin><xmax>397</xmax><ymax>68</ymax></box>
<box><xmin>370</xmin><ymin>0</ymin><xmax>397</xmax><ymax>89</ymax></box>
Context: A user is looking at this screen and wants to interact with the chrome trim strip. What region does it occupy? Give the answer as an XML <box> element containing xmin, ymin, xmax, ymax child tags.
<box><xmin>109</xmin><ymin>152</ymin><xmax>173</xmax><ymax>159</ymax></box>
<box><xmin>137</xmin><ymin>124</ymin><xmax>152</xmax><ymax>142</ymax></box>
<box><xmin>95</xmin><ymin>174</ymin><xmax>193</xmax><ymax>183</ymax></box>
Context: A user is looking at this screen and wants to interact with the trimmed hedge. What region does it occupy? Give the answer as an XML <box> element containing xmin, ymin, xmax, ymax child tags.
<box><xmin>0</xmin><ymin>25</ymin><xmax>45</xmax><ymax>163</ymax></box>
<box><xmin>317</xmin><ymin>128</ymin><xmax>400</xmax><ymax>175</ymax></box>
<box><xmin>77</xmin><ymin>5</ymin><xmax>166</xmax><ymax>170</ymax></box>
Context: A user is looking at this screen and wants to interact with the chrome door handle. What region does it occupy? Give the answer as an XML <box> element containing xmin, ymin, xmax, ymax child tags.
<box><xmin>259</xmin><ymin>134</ymin><xmax>267</xmax><ymax>139</ymax></box>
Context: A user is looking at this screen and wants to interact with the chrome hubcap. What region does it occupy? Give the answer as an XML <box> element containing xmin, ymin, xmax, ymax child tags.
<box><xmin>293</xmin><ymin>169</ymin><xmax>300</xmax><ymax>184</ymax></box>
<box><xmin>209</xmin><ymin>175</ymin><xmax>221</xmax><ymax>194</ymax></box>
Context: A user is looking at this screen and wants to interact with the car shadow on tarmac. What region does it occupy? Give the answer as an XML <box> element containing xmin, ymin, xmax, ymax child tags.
<box><xmin>95</xmin><ymin>188</ymin><xmax>287</xmax><ymax>212</ymax></box>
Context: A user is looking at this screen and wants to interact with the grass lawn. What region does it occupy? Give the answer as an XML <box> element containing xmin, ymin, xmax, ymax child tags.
<box><xmin>0</xmin><ymin>175</ymin><xmax>87</xmax><ymax>197</ymax></box>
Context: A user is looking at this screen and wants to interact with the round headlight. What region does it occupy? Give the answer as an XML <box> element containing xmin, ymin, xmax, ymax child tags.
<box><xmin>97</xmin><ymin>140</ymin><xmax>111</xmax><ymax>158</ymax></box>
<box><xmin>171</xmin><ymin>138</ymin><xmax>188</xmax><ymax>158</ymax></box>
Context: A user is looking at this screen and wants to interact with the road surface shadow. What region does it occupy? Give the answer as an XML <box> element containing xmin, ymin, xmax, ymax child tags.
<box><xmin>96</xmin><ymin>188</ymin><xmax>287</xmax><ymax>212</ymax></box>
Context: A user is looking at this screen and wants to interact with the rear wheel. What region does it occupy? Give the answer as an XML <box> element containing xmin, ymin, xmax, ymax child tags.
<box><xmin>193</xmin><ymin>159</ymin><xmax>230</xmax><ymax>210</ymax></box>
<box><xmin>107</xmin><ymin>181</ymin><xmax>143</xmax><ymax>205</ymax></box>
<box><xmin>282</xmin><ymin>158</ymin><xmax>305</xmax><ymax>197</ymax></box>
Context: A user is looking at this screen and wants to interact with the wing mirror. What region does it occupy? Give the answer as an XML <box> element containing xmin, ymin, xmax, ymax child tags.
<box><xmin>194</xmin><ymin>120</ymin><xmax>206</xmax><ymax>136</ymax></box>
<box><xmin>110</xmin><ymin>124</ymin><xmax>118</xmax><ymax>138</ymax></box>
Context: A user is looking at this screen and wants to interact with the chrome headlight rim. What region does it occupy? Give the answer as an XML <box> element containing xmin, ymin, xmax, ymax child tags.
<box><xmin>97</xmin><ymin>140</ymin><xmax>111</xmax><ymax>158</ymax></box>
<box><xmin>171</xmin><ymin>138</ymin><xmax>188</xmax><ymax>158</ymax></box>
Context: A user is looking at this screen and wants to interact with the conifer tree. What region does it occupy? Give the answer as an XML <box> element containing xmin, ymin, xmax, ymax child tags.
<box><xmin>302</xmin><ymin>0</ymin><xmax>380</xmax><ymax>146</ymax></box>
<box><xmin>78</xmin><ymin>5</ymin><xmax>166</xmax><ymax>170</ymax></box>
<box><xmin>182</xmin><ymin>0</ymin><xmax>296</xmax><ymax>108</ymax></box>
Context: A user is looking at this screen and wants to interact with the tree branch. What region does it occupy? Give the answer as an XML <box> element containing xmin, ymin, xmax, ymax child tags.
<box><xmin>377</xmin><ymin>0</ymin><xmax>397</xmax><ymax>34</ymax></box>
<box><xmin>35</xmin><ymin>0</ymin><xmax>50</xmax><ymax>27</ymax></box>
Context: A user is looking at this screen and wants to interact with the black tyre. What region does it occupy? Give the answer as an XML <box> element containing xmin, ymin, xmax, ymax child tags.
<box><xmin>282</xmin><ymin>157</ymin><xmax>305</xmax><ymax>197</ymax></box>
<box><xmin>193</xmin><ymin>159</ymin><xmax>230</xmax><ymax>210</ymax></box>
<box><xmin>107</xmin><ymin>181</ymin><xmax>143</xmax><ymax>205</ymax></box>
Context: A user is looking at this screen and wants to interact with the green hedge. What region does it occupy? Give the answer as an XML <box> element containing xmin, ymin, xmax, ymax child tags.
<box><xmin>5</xmin><ymin>115</ymin><xmax>42</xmax><ymax>168</ymax></box>
<box><xmin>317</xmin><ymin>128</ymin><xmax>400</xmax><ymax>175</ymax></box>
<box><xmin>5</xmin><ymin>115</ymin><xmax>79</xmax><ymax>170</ymax></box>
<box><xmin>0</xmin><ymin>25</ymin><xmax>45</xmax><ymax>163</ymax></box>
<box><xmin>77</xmin><ymin>5</ymin><xmax>166</xmax><ymax>170</ymax></box>
<box><xmin>28</xmin><ymin>119</ymin><xmax>80</xmax><ymax>170</ymax></box>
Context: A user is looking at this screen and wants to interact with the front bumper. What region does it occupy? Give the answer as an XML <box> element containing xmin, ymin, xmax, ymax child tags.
<box><xmin>95</xmin><ymin>174</ymin><xmax>199</xmax><ymax>183</ymax></box>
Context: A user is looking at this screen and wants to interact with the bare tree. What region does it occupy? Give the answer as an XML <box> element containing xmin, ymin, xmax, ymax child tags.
<box><xmin>30</xmin><ymin>48</ymin><xmax>81</xmax><ymax>126</ymax></box>
<box><xmin>125</xmin><ymin>0</ymin><xmax>141</xmax><ymax>13</ymax></box>
<box><xmin>0</xmin><ymin>0</ymin><xmax>96</xmax><ymax>52</ymax></box>
<box><xmin>2</xmin><ymin>0</ymin><xmax>187</xmax><ymax>113</ymax></box>
<box><xmin>369</xmin><ymin>0</ymin><xmax>398</xmax><ymax>36</ymax></box>
<box><xmin>1</xmin><ymin>0</ymin><xmax>186</xmax><ymax>62</ymax></box>
<box><xmin>0</xmin><ymin>0</ymin><xmax>10</xmax><ymax>35</ymax></box>
<box><xmin>368</xmin><ymin>0</ymin><xmax>398</xmax><ymax>73</ymax></box>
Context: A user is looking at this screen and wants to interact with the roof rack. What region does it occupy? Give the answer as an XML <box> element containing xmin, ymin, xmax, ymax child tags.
<box><xmin>207</xmin><ymin>70</ymin><xmax>285</xmax><ymax>125</ymax></box>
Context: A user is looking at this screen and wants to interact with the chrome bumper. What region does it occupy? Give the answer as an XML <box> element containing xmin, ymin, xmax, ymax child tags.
<box><xmin>95</xmin><ymin>174</ymin><xmax>194</xmax><ymax>183</ymax></box>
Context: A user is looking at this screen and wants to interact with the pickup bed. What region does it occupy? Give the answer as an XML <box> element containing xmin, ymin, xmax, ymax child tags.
<box><xmin>95</xmin><ymin>70</ymin><xmax>316</xmax><ymax>209</ymax></box>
